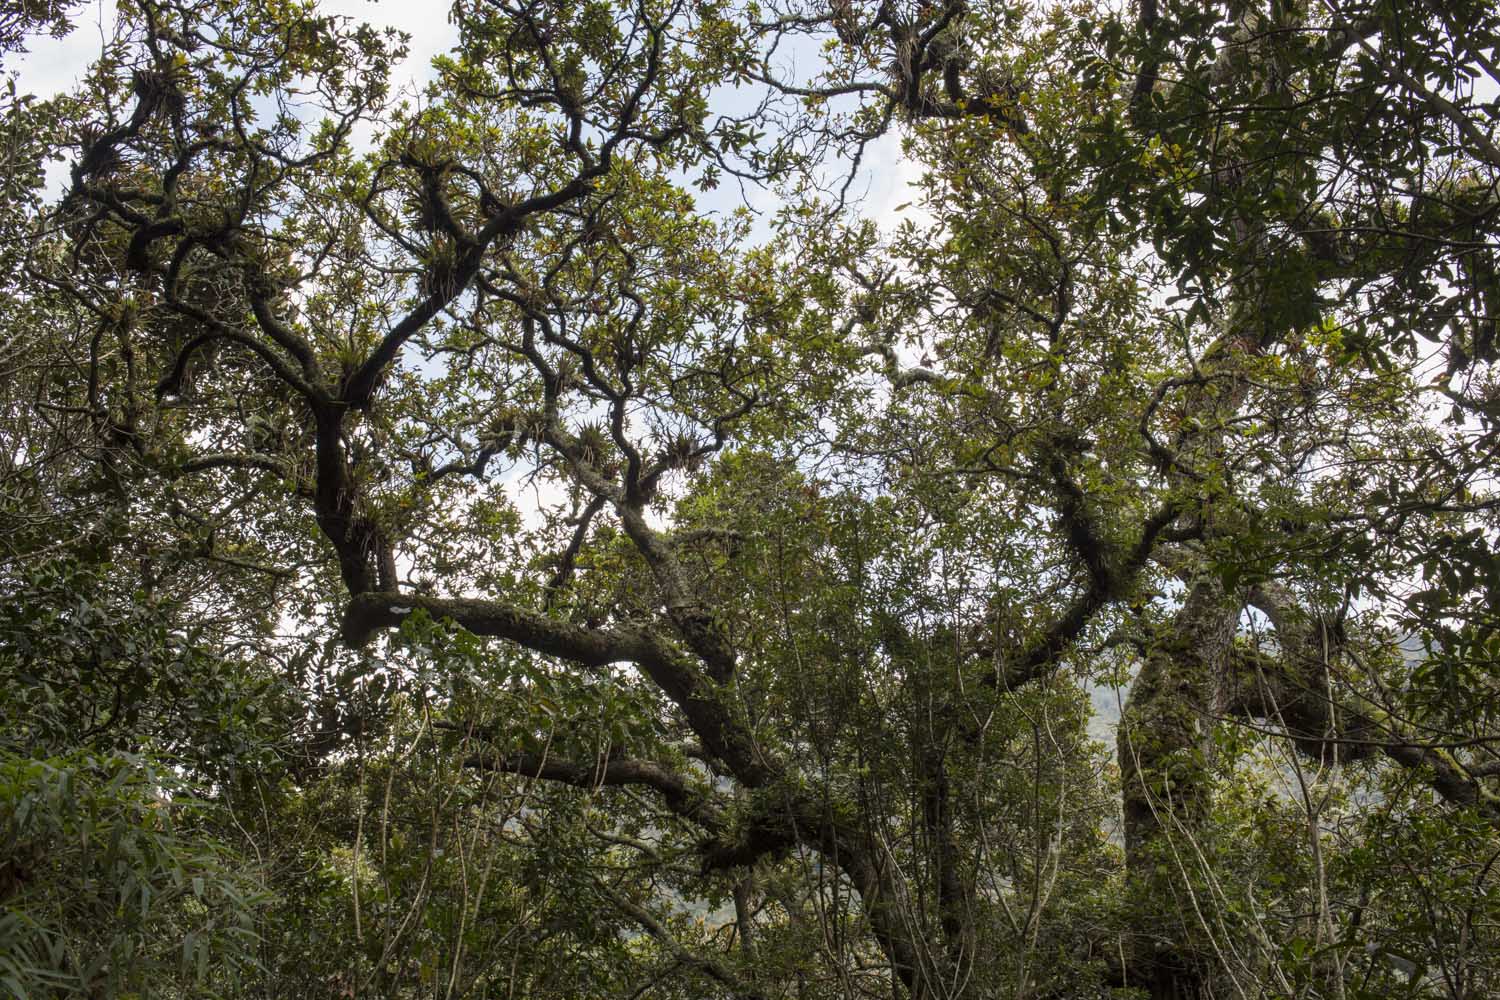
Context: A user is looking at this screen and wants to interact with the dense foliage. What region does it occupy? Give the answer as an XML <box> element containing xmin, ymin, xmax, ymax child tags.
<box><xmin>3</xmin><ymin>1</ymin><xmax>1499</xmax><ymax>998</ymax></box>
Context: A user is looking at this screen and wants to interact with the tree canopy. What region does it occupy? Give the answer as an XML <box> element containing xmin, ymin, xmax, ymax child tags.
<box><xmin>3</xmin><ymin>1</ymin><xmax>1500</xmax><ymax>998</ymax></box>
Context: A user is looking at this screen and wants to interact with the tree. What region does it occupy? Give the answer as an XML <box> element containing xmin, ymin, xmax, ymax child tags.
<box><xmin>4</xmin><ymin>1</ymin><xmax>1500</xmax><ymax>998</ymax></box>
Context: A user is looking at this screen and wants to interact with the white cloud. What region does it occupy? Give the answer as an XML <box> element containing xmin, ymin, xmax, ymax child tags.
<box><xmin>9</xmin><ymin>0</ymin><xmax>117</xmax><ymax>99</ymax></box>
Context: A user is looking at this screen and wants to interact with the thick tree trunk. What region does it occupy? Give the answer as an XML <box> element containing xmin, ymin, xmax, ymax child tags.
<box><xmin>1118</xmin><ymin>579</ymin><xmax>1237</xmax><ymax>1000</ymax></box>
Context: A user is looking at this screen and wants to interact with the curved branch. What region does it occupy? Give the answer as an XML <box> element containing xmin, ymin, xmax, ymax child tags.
<box><xmin>343</xmin><ymin>592</ymin><xmax>775</xmax><ymax>787</ymax></box>
<box><xmin>176</xmin><ymin>451</ymin><xmax>291</xmax><ymax>478</ymax></box>
<box><xmin>982</xmin><ymin>499</ymin><xmax>1181</xmax><ymax>689</ymax></box>
<box><xmin>466</xmin><ymin>751</ymin><xmax>725</xmax><ymax>830</ymax></box>
<box><xmin>343</xmin><ymin>591</ymin><xmax>660</xmax><ymax>661</ymax></box>
<box><xmin>1226</xmin><ymin>584</ymin><xmax>1500</xmax><ymax>822</ymax></box>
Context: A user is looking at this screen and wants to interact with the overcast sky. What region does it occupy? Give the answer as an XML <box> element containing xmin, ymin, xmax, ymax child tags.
<box><xmin>11</xmin><ymin>0</ymin><xmax>457</xmax><ymax>98</ymax></box>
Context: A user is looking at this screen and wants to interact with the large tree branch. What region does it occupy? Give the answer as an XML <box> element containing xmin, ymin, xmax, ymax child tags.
<box><xmin>618</xmin><ymin>506</ymin><xmax>739</xmax><ymax>685</ymax></box>
<box><xmin>1224</xmin><ymin>656</ymin><xmax>1500</xmax><ymax>822</ymax></box>
<box><xmin>342</xmin><ymin>592</ymin><xmax>774</xmax><ymax>787</ymax></box>
<box><xmin>859</xmin><ymin>335</ymin><xmax>942</xmax><ymax>388</ymax></box>
<box><xmin>1225</xmin><ymin>584</ymin><xmax>1500</xmax><ymax>822</ymax></box>
<box><xmin>466</xmin><ymin>751</ymin><xmax>725</xmax><ymax>830</ymax></box>
<box><xmin>345</xmin><ymin>591</ymin><xmax>662</xmax><ymax>660</ymax></box>
<box><xmin>1128</xmin><ymin>0</ymin><xmax>1162</xmax><ymax>126</ymax></box>
<box><xmin>176</xmin><ymin>451</ymin><xmax>292</xmax><ymax>479</ymax></box>
<box><xmin>981</xmin><ymin>499</ymin><xmax>1181</xmax><ymax>690</ymax></box>
<box><xmin>310</xmin><ymin>406</ymin><xmax>392</xmax><ymax>595</ymax></box>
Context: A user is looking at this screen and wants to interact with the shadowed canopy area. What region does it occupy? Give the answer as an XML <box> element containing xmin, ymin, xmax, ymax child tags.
<box><xmin>2</xmin><ymin>2</ymin><xmax>1500</xmax><ymax>998</ymax></box>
